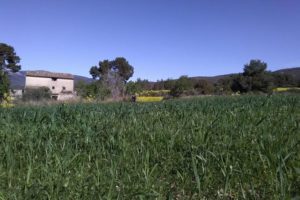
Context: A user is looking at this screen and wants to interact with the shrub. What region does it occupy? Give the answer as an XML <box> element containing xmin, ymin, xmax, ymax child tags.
<box><xmin>22</xmin><ymin>87</ymin><xmax>52</xmax><ymax>101</ymax></box>
<box><xmin>0</xmin><ymin>93</ymin><xmax>14</xmax><ymax>108</ymax></box>
<box><xmin>136</xmin><ymin>96</ymin><xmax>164</xmax><ymax>102</ymax></box>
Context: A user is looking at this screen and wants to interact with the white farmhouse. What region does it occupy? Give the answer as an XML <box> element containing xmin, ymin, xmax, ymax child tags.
<box><xmin>25</xmin><ymin>71</ymin><xmax>74</xmax><ymax>100</ymax></box>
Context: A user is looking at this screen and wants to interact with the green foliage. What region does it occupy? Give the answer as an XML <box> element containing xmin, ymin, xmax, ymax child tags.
<box><xmin>0</xmin><ymin>43</ymin><xmax>21</xmax><ymax>101</ymax></box>
<box><xmin>125</xmin><ymin>81</ymin><xmax>140</xmax><ymax>95</ymax></box>
<box><xmin>243</xmin><ymin>59</ymin><xmax>267</xmax><ymax>76</ymax></box>
<box><xmin>89</xmin><ymin>57</ymin><xmax>134</xmax><ymax>99</ymax></box>
<box><xmin>0</xmin><ymin>43</ymin><xmax>21</xmax><ymax>72</ymax></box>
<box><xmin>0</xmin><ymin>95</ymin><xmax>299</xmax><ymax>199</ymax></box>
<box><xmin>215</xmin><ymin>77</ymin><xmax>233</xmax><ymax>95</ymax></box>
<box><xmin>76</xmin><ymin>81</ymin><xmax>111</xmax><ymax>101</ymax></box>
<box><xmin>0</xmin><ymin>93</ymin><xmax>14</xmax><ymax>108</ymax></box>
<box><xmin>222</xmin><ymin>59</ymin><xmax>274</xmax><ymax>94</ymax></box>
<box><xmin>273</xmin><ymin>73</ymin><xmax>297</xmax><ymax>87</ymax></box>
<box><xmin>0</xmin><ymin>71</ymin><xmax>9</xmax><ymax>101</ymax></box>
<box><xmin>22</xmin><ymin>87</ymin><xmax>52</xmax><ymax>101</ymax></box>
<box><xmin>90</xmin><ymin>57</ymin><xmax>134</xmax><ymax>83</ymax></box>
<box><xmin>170</xmin><ymin>76</ymin><xmax>193</xmax><ymax>97</ymax></box>
<box><xmin>194</xmin><ymin>80</ymin><xmax>214</xmax><ymax>95</ymax></box>
<box><xmin>125</xmin><ymin>79</ymin><xmax>152</xmax><ymax>95</ymax></box>
<box><xmin>240</xmin><ymin>59</ymin><xmax>273</xmax><ymax>93</ymax></box>
<box><xmin>153</xmin><ymin>79</ymin><xmax>176</xmax><ymax>90</ymax></box>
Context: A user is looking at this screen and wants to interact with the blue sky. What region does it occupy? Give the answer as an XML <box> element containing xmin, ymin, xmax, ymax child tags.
<box><xmin>1</xmin><ymin>0</ymin><xmax>300</xmax><ymax>81</ymax></box>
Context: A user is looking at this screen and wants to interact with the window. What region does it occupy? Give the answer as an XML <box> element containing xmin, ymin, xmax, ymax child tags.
<box><xmin>52</xmin><ymin>86</ymin><xmax>55</xmax><ymax>90</ymax></box>
<box><xmin>62</xmin><ymin>86</ymin><xmax>66</xmax><ymax>90</ymax></box>
<box><xmin>51</xmin><ymin>77</ymin><xmax>57</xmax><ymax>81</ymax></box>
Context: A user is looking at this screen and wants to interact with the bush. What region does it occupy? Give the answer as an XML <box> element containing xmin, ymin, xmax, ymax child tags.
<box><xmin>22</xmin><ymin>87</ymin><xmax>52</xmax><ymax>101</ymax></box>
<box><xmin>0</xmin><ymin>93</ymin><xmax>14</xmax><ymax>108</ymax></box>
<box><xmin>76</xmin><ymin>81</ymin><xmax>111</xmax><ymax>101</ymax></box>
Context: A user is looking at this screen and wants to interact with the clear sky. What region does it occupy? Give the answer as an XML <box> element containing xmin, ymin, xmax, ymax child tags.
<box><xmin>1</xmin><ymin>0</ymin><xmax>300</xmax><ymax>81</ymax></box>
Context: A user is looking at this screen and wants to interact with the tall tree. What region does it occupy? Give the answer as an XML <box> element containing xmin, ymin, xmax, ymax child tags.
<box><xmin>243</xmin><ymin>59</ymin><xmax>267</xmax><ymax>76</ymax></box>
<box><xmin>90</xmin><ymin>58</ymin><xmax>133</xmax><ymax>82</ymax></box>
<box><xmin>0</xmin><ymin>43</ymin><xmax>21</xmax><ymax>101</ymax></box>
<box><xmin>238</xmin><ymin>60</ymin><xmax>273</xmax><ymax>92</ymax></box>
<box><xmin>89</xmin><ymin>57</ymin><xmax>134</xmax><ymax>99</ymax></box>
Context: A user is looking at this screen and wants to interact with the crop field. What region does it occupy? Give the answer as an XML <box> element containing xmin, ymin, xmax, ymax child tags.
<box><xmin>0</xmin><ymin>95</ymin><xmax>299</xmax><ymax>199</ymax></box>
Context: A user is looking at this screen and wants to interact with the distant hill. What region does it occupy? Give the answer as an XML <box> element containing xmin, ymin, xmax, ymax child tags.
<box><xmin>273</xmin><ymin>67</ymin><xmax>300</xmax><ymax>82</ymax></box>
<box><xmin>190</xmin><ymin>67</ymin><xmax>300</xmax><ymax>83</ymax></box>
<box><xmin>190</xmin><ymin>74</ymin><xmax>235</xmax><ymax>83</ymax></box>
<box><xmin>8</xmin><ymin>70</ymin><xmax>94</xmax><ymax>89</ymax></box>
<box><xmin>8</xmin><ymin>71</ymin><xmax>26</xmax><ymax>90</ymax></box>
<box><xmin>73</xmin><ymin>75</ymin><xmax>95</xmax><ymax>85</ymax></box>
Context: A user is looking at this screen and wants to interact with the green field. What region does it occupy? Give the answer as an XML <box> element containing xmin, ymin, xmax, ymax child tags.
<box><xmin>0</xmin><ymin>95</ymin><xmax>299</xmax><ymax>199</ymax></box>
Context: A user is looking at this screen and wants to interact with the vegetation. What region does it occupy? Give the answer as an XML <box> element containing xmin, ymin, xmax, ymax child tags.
<box><xmin>273</xmin><ymin>87</ymin><xmax>300</xmax><ymax>94</ymax></box>
<box><xmin>75</xmin><ymin>81</ymin><xmax>111</xmax><ymax>101</ymax></box>
<box><xmin>122</xmin><ymin>60</ymin><xmax>299</xmax><ymax>99</ymax></box>
<box><xmin>0</xmin><ymin>95</ymin><xmax>299</xmax><ymax>199</ymax></box>
<box><xmin>136</xmin><ymin>96</ymin><xmax>164</xmax><ymax>102</ymax></box>
<box><xmin>89</xmin><ymin>57</ymin><xmax>134</xmax><ymax>99</ymax></box>
<box><xmin>22</xmin><ymin>87</ymin><xmax>52</xmax><ymax>102</ymax></box>
<box><xmin>0</xmin><ymin>43</ymin><xmax>21</xmax><ymax>102</ymax></box>
<box><xmin>136</xmin><ymin>90</ymin><xmax>170</xmax><ymax>97</ymax></box>
<box><xmin>126</xmin><ymin>79</ymin><xmax>154</xmax><ymax>95</ymax></box>
<box><xmin>0</xmin><ymin>92</ymin><xmax>14</xmax><ymax>108</ymax></box>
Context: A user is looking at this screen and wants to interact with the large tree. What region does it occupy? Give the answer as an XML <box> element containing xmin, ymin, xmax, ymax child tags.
<box><xmin>0</xmin><ymin>43</ymin><xmax>21</xmax><ymax>101</ymax></box>
<box><xmin>230</xmin><ymin>59</ymin><xmax>273</xmax><ymax>93</ymax></box>
<box><xmin>243</xmin><ymin>59</ymin><xmax>267</xmax><ymax>77</ymax></box>
<box><xmin>90</xmin><ymin>57</ymin><xmax>133</xmax><ymax>82</ymax></box>
<box><xmin>89</xmin><ymin>57</ymin><xmax>134</xmax><ymax>99</ymax></box>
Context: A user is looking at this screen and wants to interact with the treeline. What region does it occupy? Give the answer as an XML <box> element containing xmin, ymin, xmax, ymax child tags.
<box><xmin>76</xmin><ymin>59</ymin><xmax>299</xmax><ymax>101</ymax></box>
<box><xmin>125</xmin><ymin>60</ymin><xmax>299</xmax><ymax>97</ymax></box>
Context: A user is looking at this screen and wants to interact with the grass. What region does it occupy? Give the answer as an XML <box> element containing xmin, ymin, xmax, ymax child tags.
<box><xmin>0</xmin><ymin>94</ymin><xmax>299</xmax><ymax>199</ymax></box>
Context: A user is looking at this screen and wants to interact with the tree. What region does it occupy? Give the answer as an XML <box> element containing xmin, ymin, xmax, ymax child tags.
<box><xmin>125</xmin><ymin>81</ymin><xmax>140</xmax><ymax>95</ymax></box>
<box><xmin>89</xmin><ymin>57</ymin><xmax>134</xmax><ymax>99</ymax></box>
<box><xmin>76</xmin><ymin>81</ymin><xmax>111</xmax><ymax>101</ymax></box>
<box><xmin>230</xmin><ymin>59</ymin><xmax>274</xmax><ymax>93</ymax></box>
<box><xmin>273</xmin><ymin>73</ymin><xmax>297</xmax><ymax>87</ymax></box>
<box><xmin>90</xmin><ymin>57</ymin><xmax>133</xmax><ymax>83</ymax></box>
<box><xmin>194</xmin><ymin>79</ymin><xmax>214</xmax><ymax>95</ymax></box>
<box><xmin>243</xmin><ymin>59</ymin><xmax>267</xmax><ymax>76</ymax></box>
<box><xmin>215</xmin><ymin>77</ymin><xmax>233</xmax><ymax>95</ymax></box>
<box><xmin>0</xmin><ymin>43</ymin><xmax>21</xmax><ymax>101</ymax></box>
<box><xmin>163</xmin><ymin>79</ymin><xmax>176</xmax><ymax>90</ymax></box>
<box><xmin>170</xmin><ymin>76</ymin><xmax>193</xmax><ymax>97</ymax></box>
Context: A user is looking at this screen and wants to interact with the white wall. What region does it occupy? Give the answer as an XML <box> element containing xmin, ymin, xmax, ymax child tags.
<box><xmin>25</xmin><ymin>76</ymin><xmax>74</xmax><ymax>94</ymax></box>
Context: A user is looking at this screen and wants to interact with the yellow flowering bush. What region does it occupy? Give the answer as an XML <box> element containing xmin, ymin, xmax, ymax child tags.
<box><xmin>136</xmin><ymin>90</ymin><xmax>170</xmax><ymax>97</ymax></box>
<box><xmin>0</xmin><ymin>93</ymin><xmax>14</xmax><ymax>108</ymax></box>
<box><xmin>84</xmin><ymin>95</ymin><xmax>95</xmax><ymax>102</ymax></box>
<box><xmin>273</xmin><ymin>87</ymin><xmax>300</xmax><ymax>92</ymax></box>
<box><xmin>136</xmin><ymin>96</ymin><xmax>164</xmax><ymax>102</ymax></box>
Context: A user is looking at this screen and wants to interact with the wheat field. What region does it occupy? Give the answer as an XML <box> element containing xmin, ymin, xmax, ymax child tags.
<box><xmin>0</xmin><ymin>95</ymin><xmax>299</xmax><ymax>199</ymax></box>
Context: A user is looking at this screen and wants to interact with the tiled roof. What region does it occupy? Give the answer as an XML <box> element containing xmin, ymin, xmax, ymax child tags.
<box><xmin>26</xmin><ymin>71</ymin><xmax>74</xmax><ymax>79</ymax></box>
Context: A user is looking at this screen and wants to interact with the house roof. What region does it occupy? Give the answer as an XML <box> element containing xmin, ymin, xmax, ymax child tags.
<box><xmin>26</xmin><ymin>70</ymin><xmax>74</xmax><ymax>79</ymax></box>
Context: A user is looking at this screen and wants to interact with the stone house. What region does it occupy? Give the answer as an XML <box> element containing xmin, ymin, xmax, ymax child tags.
<box><xmin>25</xmin><ymin>71</ymin><xmax>74</xmax><ymax>100</ymax></box>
